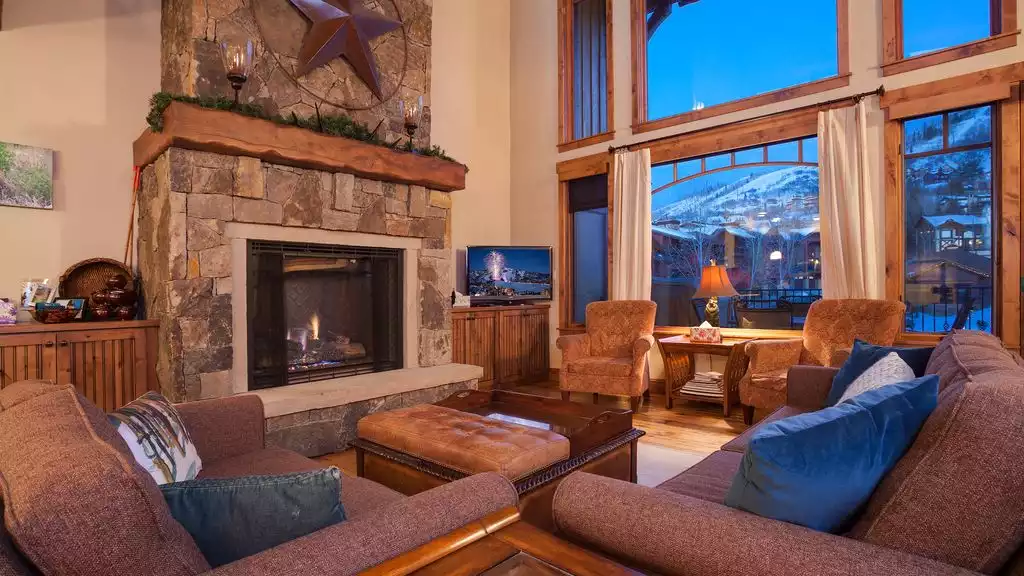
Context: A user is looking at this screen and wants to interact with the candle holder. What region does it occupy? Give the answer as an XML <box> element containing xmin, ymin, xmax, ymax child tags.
<box><xmin>220</xmin><ymin>39</ymin><xmax>254</xmax><ymax>106</ymax></box>
<box><xmin>399</xmin><ymin>96</ymin><xmax>424</xmax><ymax>150</ymax></box>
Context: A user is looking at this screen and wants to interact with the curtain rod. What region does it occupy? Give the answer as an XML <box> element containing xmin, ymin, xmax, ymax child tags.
<box><xmin>609</xmin><ymin>85</ymin><xmax>886</xmax><ymax>154</ymax></box>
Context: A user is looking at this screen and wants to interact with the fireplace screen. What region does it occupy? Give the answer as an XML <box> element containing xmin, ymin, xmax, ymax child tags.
<box><xmin>247</xmin><ymin>240</ymin><xmax>403</xmax><ymax>389</ymax></box>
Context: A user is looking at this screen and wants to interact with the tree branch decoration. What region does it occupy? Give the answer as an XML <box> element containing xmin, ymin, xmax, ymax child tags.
<box><xmin>146</xmin><ymin>93</ymin><xmax>457</xmax><ymax>163</ymax></box>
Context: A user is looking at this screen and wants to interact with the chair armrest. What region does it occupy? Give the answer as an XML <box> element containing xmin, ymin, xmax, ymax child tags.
<box><xmin>786</xmin><ymin>366</ymin><xmax>840</xmax><ymax>410</ymax></box>
<box><xmin>209</xmin><ymin>473</ymin><xmax>518</xmax><ymax>576</ymax></box>
<box><xmin>632</xmin><ymin>335</ymin><xmax>655</xmax><ymax>375</ymax></box>
<box><xmin>175</xmin><ymin>395</ymin><xmax>265</xmax><ymax>465</ymax></box>
<box><xmin>552</xmin><ymin>473</ymin><xmax>978</xmax><ymax>576</ymax></box>
<box><xmin>744</xmin><ymin>339</ymin><xmax>804</xmax><ymax>375</ymax></box>
<box><xmin>556</xmin><ymin>334</ymin><xmax>590</xmax><ymax>363</ymax></box>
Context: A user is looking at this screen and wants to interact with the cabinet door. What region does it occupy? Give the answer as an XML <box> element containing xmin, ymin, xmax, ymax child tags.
<box><xmin>56</xmin><ymin>328</ymin><xmax>152</xmax><ymax>411</ymax></box>
<box><xmin>452</xmin><ymin>311</ymin><xmax>496</xmax><ymax>389</ymax></box>
<box><xmin>520</xmin><ymin>308</ymin><xmax>550</xmax><ymax>383</ymax></box>
<box><xmin>496</xmin><ymin>310</ymin><xmax>525</xmax><ymax>385</ymax></box>
<box><xmin>0</xmin><ymin>333</ymin><xmax>57</xmax><ymax>388</ymax></box>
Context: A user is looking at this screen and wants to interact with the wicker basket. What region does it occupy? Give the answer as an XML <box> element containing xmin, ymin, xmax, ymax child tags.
<box><xmin>58</xmin><ymin>258</ymin><xmax>134</xmax><ymax>299</ymax></box>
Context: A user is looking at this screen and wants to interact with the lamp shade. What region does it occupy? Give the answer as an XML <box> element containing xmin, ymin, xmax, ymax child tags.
<box><xmin>693</xmin><ymin>265</ymin><xmax>739</xmax><ymax>298</ymax></box>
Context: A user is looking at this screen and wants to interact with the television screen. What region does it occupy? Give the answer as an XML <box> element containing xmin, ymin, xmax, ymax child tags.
<box><xmin>467</xmin><ymin>246</ymin><xmax>553</xmax><ymax>301</ymax></box>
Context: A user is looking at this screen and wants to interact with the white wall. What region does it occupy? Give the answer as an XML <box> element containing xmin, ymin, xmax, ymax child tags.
<box><xmin>0</xmin><ymin>0</ymin><xmax>161</xmax><ymax>301</ymax></box>
<box><xmin>432</xmin><ymin>0</ymin><xmax>513</xmax><ymax>288</ymax></box>
<box><xmin>510</xmin><ymin>0</ymin><xmax>1024</xmax><ymax>370</ymax></box>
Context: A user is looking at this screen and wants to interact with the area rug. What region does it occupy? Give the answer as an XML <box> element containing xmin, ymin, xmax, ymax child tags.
<box><xmin>635</xmin><ymin>442</ymin><xmax>709</xmax><ymax>487</ymax></box>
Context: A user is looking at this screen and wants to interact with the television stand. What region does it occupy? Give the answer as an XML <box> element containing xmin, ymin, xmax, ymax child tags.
<box><xmin>451</xmin><ymin>303</ymin><xmax>550</xmax><ymax>390</ymax></box>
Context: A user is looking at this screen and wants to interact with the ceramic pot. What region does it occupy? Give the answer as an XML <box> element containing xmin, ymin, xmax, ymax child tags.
<box><xmin>91</xmin><ymin>289</ymin><xmax>110</xmax><ymax>306</ymax></box>
<box><xmin>115</xmin><ymin>306</ymin><xmax>136</xmax><ymax>321</ymax></box>
<box><xmin>90</xmin><ymin>306</ymin><xmax>111</xmax><ymax>321</ymax></box>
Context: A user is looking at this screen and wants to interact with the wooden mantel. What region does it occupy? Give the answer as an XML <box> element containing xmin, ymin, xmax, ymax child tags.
<box><xmin>133</xmin><ymin>102</ymin><xmax>467</xmax><ymax>192</ymax></box>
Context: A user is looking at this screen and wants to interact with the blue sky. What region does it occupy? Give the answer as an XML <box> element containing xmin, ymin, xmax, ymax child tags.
<box><xmin>468</xmin><ymin>247</ymin><xmax>551</xmax><ymax>273</ymax></box>
<box><xmin>646</xmin><ymin>0</ymin><xmax>991</xmax><ymax>120</ymax></box>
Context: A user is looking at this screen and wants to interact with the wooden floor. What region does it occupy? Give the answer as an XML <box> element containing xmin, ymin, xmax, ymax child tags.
<box><xmin>319</xmin><ymin>381</ymin><xmax>749</xmax><ymax>475</ymax></box>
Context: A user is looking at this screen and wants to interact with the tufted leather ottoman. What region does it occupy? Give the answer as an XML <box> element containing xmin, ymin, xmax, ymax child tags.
<box><xmin>352</xmin><ymin>389</ymin><xmax>644</xmax><ymax>530</ymax></box>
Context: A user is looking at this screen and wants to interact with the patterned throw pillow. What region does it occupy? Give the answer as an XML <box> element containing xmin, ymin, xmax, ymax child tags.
<box><xmin>109</xmin><ymin>392</ymin><xmax>202</xmax><ymax>485</ymax></box>
<box><xmin>837</xmin><ymin>352</ymin><xmax>915</xmax><ymax>404</ymax></box>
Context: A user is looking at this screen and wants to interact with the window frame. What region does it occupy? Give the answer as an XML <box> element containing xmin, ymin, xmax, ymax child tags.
<box><xmin>882</xmin><ymin>0</ymin><xmax>1018</xmax><ymax>77</ymax></box>
<box><xmin>883</xmin><ymin>85</ymin><xmax>1021</xmax><ymax>350</ymax></box>
<box><xmin>558</xmin><ymin>0</ymin><xmax>616</xmax><ymax>153</ymax></box>
<box><xmin>629</xmin><ymin>0</ymin><xmax>851</xmax><ymax>135</ymax></box>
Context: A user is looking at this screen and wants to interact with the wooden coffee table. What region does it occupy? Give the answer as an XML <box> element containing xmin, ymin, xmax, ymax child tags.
<box><xmin>361</xmin><ymin>506</ymin><xmax>641</xmax><ymax>576</ymax></box>
<box><xmin>352</xmin><ymin>390</ymin><xmax>644</xmax><ymax>529</ymax></box>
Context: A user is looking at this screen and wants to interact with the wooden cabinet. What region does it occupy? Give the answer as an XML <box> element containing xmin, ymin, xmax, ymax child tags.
<box><xmin>452</xmin><ymin>304</ymin><xmax>550</xmax><ymax>389</ymax></box>
<box><xmin>0</xmin><ymin>320</ymin><xmax>159</xmax><ymax>411</ymax></box>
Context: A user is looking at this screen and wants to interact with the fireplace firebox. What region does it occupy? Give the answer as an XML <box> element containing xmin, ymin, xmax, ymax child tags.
<box><xmin>247</xmin><ymin>240</ymin><xmax>404</xmax><ymax>390</ymax></box>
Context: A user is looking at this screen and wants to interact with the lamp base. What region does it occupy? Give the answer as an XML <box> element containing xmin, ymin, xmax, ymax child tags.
<box><xmin>705</xmin><ymin>296</ymin><xmax>721</xmax><ymax>327</ymax></box>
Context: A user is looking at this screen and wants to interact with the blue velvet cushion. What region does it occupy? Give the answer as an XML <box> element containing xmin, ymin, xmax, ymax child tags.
<box><xmin>161</xmin><ymin>468</ymin><xmax>346</xmax><ymax>567</ymax></box>
<box><xmin>724</xmin><ymin>376</ymin><xmax>938</xmax><ymax>533</ymax></box>
<box><xmin>826</xmin><ymin>340</ymin><xmax>934</xmax><ymax>405</ymax></box>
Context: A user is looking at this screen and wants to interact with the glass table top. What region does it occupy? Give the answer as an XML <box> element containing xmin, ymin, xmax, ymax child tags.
<box><xmin>481</xmin><ymin>552</ymin><xmax>572</xmax><ymax>576</ymax></box>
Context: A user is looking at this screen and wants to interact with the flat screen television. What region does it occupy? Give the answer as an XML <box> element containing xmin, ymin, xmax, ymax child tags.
<box><xmin>466</xmin><ymin>246</ymin><xmax>553</xmax><ymax>304</ymax></box>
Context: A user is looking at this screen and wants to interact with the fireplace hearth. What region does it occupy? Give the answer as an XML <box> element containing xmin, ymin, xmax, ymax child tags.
<box><xmin>247</xmin><ymin>240</ymin><xmax>403</xmax><ymax>389</ymax></box>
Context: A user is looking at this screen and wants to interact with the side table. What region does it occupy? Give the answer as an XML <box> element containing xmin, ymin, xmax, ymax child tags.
<box><xmin>656</xmin><ymin>335</ymin><xmax>753</xmax><ymax>417</ymax></box>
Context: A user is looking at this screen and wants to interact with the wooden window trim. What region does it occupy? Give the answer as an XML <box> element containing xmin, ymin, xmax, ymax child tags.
<box><xmin>883</xmin><ymin>88</ymin><xmax>1022</xmax><ymax>351</ymax></box>
<box><xmin>557</xmin><ymin>152</ymin><xmax>614</xmax><ymax>330</ymax></box>
<box><xmin>630</xmin><ymin>0</ymin><xmax>850</xmax><ymax>134</ymax></box>
<box><xmin>882</xmin><ymin>0</ymin><xmax>1018</xmax><ymax>76</ymax></box>
<box><xmin>558</xmin><ymin>0</ymin><xmax>615</xmax><ymax>152</ymax></box>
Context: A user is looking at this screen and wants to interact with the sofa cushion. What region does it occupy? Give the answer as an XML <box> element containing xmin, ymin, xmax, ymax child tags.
<box><xmin>197</xmin><ymin>448</ymin><xmax>404</xmax><ymax>519</ymax></box>
<box><xmin>161</xmin><ymin>468</ymin><xmax>346</xmax><ymax>568</ymax></box>
<box><xmin>721</xmin><ymin>406</ymin><xmax>808</xmax><ymax>453</ymax></box>
<box><xmin>0</xmin><ymin>380</ymin><xmax>210</xmax><ymax>576</ymax></box>
<box><xmin>726</xmin><ymin>376</ymin><xmax>938</xmax><ymax>533</ymax></box>
<box><xmin>827</xmin><ymin>340</ymin><xmax>934</xmax><ymax>405</ymax></box>
<box><xmin>357</xmin><ymin>404</ymin><xmax>569</xmax><ymax>481</ymax></box>
<box><xmin>925</xmin><ymin>329</ymin><xmax>1019</xmax><ymax>393</ymax></box>
<box><xmin>850</xmin><ymin>370</ymin><xmax>1024</xmax><ymax>573</ymax></box>
<box><xmin>834</xmin><ymin>352</ymin><xmax>916</xmax><ymax>404</ymax></box>
<box><xmin>656</xmin><ymin>450</ymin><xmax>743</xmax><ymax>504</ymax></box>
<box><xmin>566</xmin><ymin>356</ymin><xmax>632</xmax><ymax>377</ymax></box>
<box><xmin>0</xmin><ymin>499</ymin><xmax>37</xmax><ymax>576</ymax></box>
<box><xmin>110</xmin><ymin>391</ymin><xmax>203</xmax><ymax>485</ymax></box>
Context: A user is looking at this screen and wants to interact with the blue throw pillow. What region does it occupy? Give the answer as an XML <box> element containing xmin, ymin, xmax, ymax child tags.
<box><xmin>827</xmin><ymin>340</ymin><xmax>934</xmax><ymax>405</ymax></box>
<box><xmin>724</xmin><ymin>376</ymin><xmax>938</xmax><ymax>533</ymax></box>
<box><xmin>161</xmin><ymin>468</ymin><xmax>346</xmax><ymax>567</ymax></box>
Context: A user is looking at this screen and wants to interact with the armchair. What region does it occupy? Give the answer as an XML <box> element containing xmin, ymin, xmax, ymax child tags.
<box><xmin>556</xmin><ymin>300</ymin><xmax>657</xmax><ymax>412</ymax></box>
<box><xmin>739</xmin><ymin>298</ymin><xmax>905</xmax><ymax>424</ymax></box>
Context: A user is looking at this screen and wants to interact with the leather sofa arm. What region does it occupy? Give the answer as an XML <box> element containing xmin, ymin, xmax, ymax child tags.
<box><xmin>745</xmin><ymin>339</ymin><xmax>804</xmax><ymax>376</ymax></box>
<box><xmin>785</xmin><ymin>366</ymin><xmax>839</xmax><ymax>411</ymax></box>
<box><xmin>556</xmin><ymin>334</ymin><xmax>591</xmax><ymax>363</ymax></box>
<box><xmin>175</xmin><ymin>395</ymin><xmax>266</xmax><ymax>465</ymax></box>
<box><xmin>552</xmin><ymin>473</ymin><xmax>978</xmax><ymax>576</ymax></box>
<box><xmin>209</xmin><ymin>473</ymin><xmax>519</xmax><ymax>576</ymax></box>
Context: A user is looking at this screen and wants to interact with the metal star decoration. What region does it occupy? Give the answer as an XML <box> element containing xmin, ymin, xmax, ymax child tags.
<box><xmin>288</xmin><ymin>0</ymin><xmax>402</xmax><ymax>100</ymax></box>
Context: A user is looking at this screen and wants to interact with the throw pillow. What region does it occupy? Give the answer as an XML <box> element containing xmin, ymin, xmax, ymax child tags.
<box><xmin>724</xmin><ymin>375</ymin><xmax>939</xmax><ymax>533</ymax></box>
<box><xmin>827</xmin><ymin>340</ymin><xmax>934</xmax><ymax>405</ymax></box>
<box><xmin>108</xmin><ymin>391</ymin><xmax>202</xmax><ymax>485</ymax></box>
<box><xmin>161</xmin><ymin>468</ymin><xmax>347</xmax><ymax>567</ymax></box>
<box><xmin>836</xmin><ymin>352</ymin><xmax>915</xmax><ymax>404</ymax></box>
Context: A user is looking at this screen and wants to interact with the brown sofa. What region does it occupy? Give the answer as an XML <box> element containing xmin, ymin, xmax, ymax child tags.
<box><xmin>0</xmin><ymin>380</ymin><xmax>518</xmax><ymax>576</ymax></box>
<box><xmin>552</xmin><ymin>330</ymin><xmax>1024</xmax><ymax>576</ymax></box>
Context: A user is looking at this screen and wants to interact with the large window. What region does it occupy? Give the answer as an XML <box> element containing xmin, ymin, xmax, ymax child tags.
<box><xmin>568</xmin><ymin>174</ymin><xmax>609</xmax><ymax>325</ymax></box>
<box><xmin>903</xmin><ymin>105</ymin><xmax>995</xmax><ymax>333</ymax></box>
<box><xmin>883</xmin><ymin>0</ymin><xmax>1016</xmax><ymax>75</ymax></box>
<box><xmin>558</xmin><ymin>0</ymin><xmax>613</xmax><ymax>150</ymax></box>
<box><xmin>650</xmin><ymin>137</ymin><xmax>822</xmax><ymax>328</ymax></box>
<box><xmin>634</xmin><ymin>0</ymin><xmax>847</xmax><ymax>130</ymax></box>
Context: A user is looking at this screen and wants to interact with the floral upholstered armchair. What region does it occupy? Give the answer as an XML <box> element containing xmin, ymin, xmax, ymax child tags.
<box><xmin>556</xmin><ymin>301</ymin><xmax>657</xmax><ymax>412</ymax></box>
<box><xmin>739</xmin><ymin>299</ymin><xmax>905</xmax><ymax>424</ymax></box>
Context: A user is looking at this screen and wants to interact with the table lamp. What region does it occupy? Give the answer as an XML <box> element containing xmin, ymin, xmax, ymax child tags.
<box><xmin>693</xmin><ymin>260</ymin><xmax>738</xmax><ymax>327</ymax></box>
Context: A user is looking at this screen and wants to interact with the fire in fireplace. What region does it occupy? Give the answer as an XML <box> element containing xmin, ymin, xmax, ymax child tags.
<box><xmin>247</xmin><ymin>240</ymin><xmax>403</xmax><ymax>389</ymax></box>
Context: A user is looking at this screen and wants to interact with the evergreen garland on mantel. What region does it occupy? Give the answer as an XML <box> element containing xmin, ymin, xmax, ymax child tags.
<box><xmin>146</xmin><ymin>93</ymin><xmax>458</xmax><ymax>164</ymax></box>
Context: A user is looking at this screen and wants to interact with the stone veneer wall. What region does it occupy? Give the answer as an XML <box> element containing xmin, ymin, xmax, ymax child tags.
<box><xmin>267</xmin><ymin>379</ymin><xmax>475</xmax><ymax>456</ymax></box>
<box><xmin>161</xmin><ymin>0</ymin><xmax>432</xmax><ymax>147</ymax></box>
<box><xmin>137</xmin><ymin>147</ymin><xmax>453</xmax><ymax>403</ymax></box>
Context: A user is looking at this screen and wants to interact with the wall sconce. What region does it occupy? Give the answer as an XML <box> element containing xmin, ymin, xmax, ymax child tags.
<box><xmin>400</xmin><ymin>95</ymin><xmax>424</xmax><ymax>149</ymax></box>
<box><xmin>220</xmin><ymin>39</ymin><xmax>254</xmax><ymax>106</ymax></box>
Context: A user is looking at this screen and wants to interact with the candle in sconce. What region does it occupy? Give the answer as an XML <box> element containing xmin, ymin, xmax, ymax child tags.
<box><xmin>219</xmin><ymin>39</ymin><xmax>254</xmax><ymax>105</ymax></box>
<box><xmin>400</xmin><ymin>96</ymin><xmax>424</xmax><ymax>142</ymax></box>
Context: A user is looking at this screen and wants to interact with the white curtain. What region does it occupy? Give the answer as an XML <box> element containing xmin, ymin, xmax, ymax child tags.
<box><xmin>819</xmin><ymin>96</ymin><xmax>886</xmax><ymax>299</ymax></box>
<box><xmin>611</xmin><ymin>149</ymin><xmax>653</xmax><ymax>300</ymax></box>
